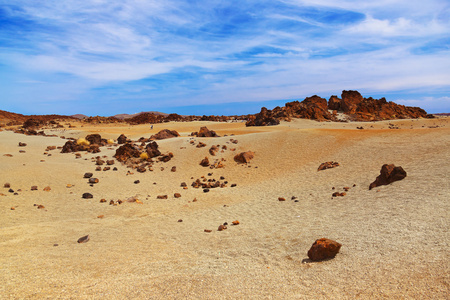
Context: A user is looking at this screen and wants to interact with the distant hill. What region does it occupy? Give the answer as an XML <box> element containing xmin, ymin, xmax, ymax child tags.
<box><xmin>71</xmin><ymin>114</ymin><xmax>89</xmax><ymax>119</ymax></box>
<box><xmin>0</xmin><ymin>109</ymin><xmax>75</xmax><ymax>125</ymax></box>
<box><xmin>113</xmin><ymin>111</ymin><xmax>169</xmax><ymax>120</ymax></box>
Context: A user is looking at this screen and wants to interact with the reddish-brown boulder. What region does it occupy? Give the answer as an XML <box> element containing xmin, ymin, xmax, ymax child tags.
<box><xmin>197</xmin><ymin>126</ymin><xmax>219</xmax><ymax>137</ymax></box>
<box><xmin>117</xmin><ymin>134</ymin><xmax>128</xmax><ymax>144</ymax></box>
<box><xmin>200</xmin><ymin>157</ymin><xmax>210</xmax><ymax>167</ymax></box>
<box><xmin>341</xmin><ymin>90</ymin><xmax>363</xmax><ymax>114</ymax></box>
<box><xmin>307</xmin><ymin>238</ymin><xmax>342</xmax><ymax>261</ymax></box>
<box><xmin>114</xmin><ymin>143</ymin><xmax>141</xmax><ymax>162</ymax></box>
<box><xmin>245</xmin><ymin>107</ymin><xmax>280</xmax><ymax>126</ymax></box>
<box><xmin>234</xmin><ymin>151</ymin><xmax>255</xmax><ymax>164</ymax></box>
<box><xmin>328</xmin><ymin>95</ymin><xmax>341</xmax><ymax>111</ymax></box>
<box><xmin>146</xmin><ymin>141</ymin><xmax>161</xmax><ymax>158</ymax></box>
<box><xmin>318</xmin><ymin>161</ymin><xmax>340</xmax><ymax>171</ymax></box>
<box><xmin>85</xmin><ymin>134</ymin><xmax>102</xmax><ymax>145</ymax></box>
<box><xmin>209</xmin><ymin>145</ymin><xmax>219</xmax><ymax>155</ymax></box>
<box><xmin>150</xmin><ymin>129</ymin><xmax>180</xmax><ymax>140</ymax></box>
<box><xmin>369</xmin><ymin>164</ymin><xmax>407</xmax><ymax>190</ymax></box>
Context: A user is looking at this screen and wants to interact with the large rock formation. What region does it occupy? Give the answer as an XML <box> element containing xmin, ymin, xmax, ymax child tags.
<box><xmin>114</xmin><ymin>143</ymin><xmax>141</xmax><ymax>162</ymax></box>
<box><xmin>369</xmin><ymin>164</ymin><xmax>407</xmax><ymax>190</ymax></box>
<box><xmin>245</xmin><ymin>107</ymin><xmax>281</xmax><ymax>126</ymax></box>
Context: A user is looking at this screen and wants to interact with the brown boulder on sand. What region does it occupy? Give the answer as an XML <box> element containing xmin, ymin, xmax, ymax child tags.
<box><xmin>317</xmin><ymin>161</ymin><xmax>339</xmax><ymax>171</ymax></box>
<box><xmin>150</xmin><ymin>129</ymin><xmax>180</xmax><ymax>140</ymax></box>
<box><xmin>369</xmin><ymin>164</ymin><xmax>407</xmax><ymax>190</ymax></box>
<box><xmin>200</xmin><ymin>157</ymin><xmax>210</xmax><ymax>167</ymax></box>
<box><xmin>234</xmin><ymin>151</ymin><xmax>255</xmax><ymax>164</ymax></box>
<box><xmin>307</xmin><ymin>238</ymin><xmax>342</xmax><ymax>261</ymax></box>
<box><xmin>197</xmin><ymin>126</ymin><xmax>220</xmax><ymax>137</ymax></box>
<box><xmin>117</xmin><ymin>134</ymin><xmax>128</xmax><ymax>144</ymax></box>
<box><xmin>114</xmin><ymin>143</ymin><xmax>141</xmax><ymax>162</ymax></box>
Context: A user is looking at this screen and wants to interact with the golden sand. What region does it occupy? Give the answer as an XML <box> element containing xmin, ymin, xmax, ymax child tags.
<box><xmin>0</xmin><ymin>117</ymin><xmax>449</xmax><ymax>299</ymax></box>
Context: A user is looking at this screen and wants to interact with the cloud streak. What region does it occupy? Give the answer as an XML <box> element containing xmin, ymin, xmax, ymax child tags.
<box><xmin>0</xmin><ymin>0</ymin><xmax>449</xmax><ymax>114</ymax></box>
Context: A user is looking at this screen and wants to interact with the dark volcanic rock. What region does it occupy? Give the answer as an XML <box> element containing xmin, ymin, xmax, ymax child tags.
<box><xmin>246</xmin><ymin>107</ymin><xmax>280</xmax><ymax>127</ymax></box>
<box><xmin>234</xmin><ymin>151</ymin><xmax>255</xmax><ymax>164</ymax></box>
<box><xmin>114</xmin><ymin>143</ymin><xmax>141</xmax><ymax>162</ymax></box>
<box><xmin>146</xmin><ymin>141</ymin><xmax>161</xmax><ymax>158</ymax></box>
<box><xmin>82</xmin><ymin>193</ymin><xmax>93</xmax><ymax>199</ymax></box>
<box><xmin>196</xmin><ymin>126</ymin><xmax>220</xmax><ymax>137</ymax></box>
<box><xmin>150</xmin><ymin>129</ymin><xmax>180</xmax><ymax>140</ymax></box>
<box><xmin>85</xmin><ymin>134</ymin><xmax>102</xmax><ymax>145</ymax></box>
<box><xmin>307</xmin><ymin>238</ymin><xmax>342</xmax><ymax>261</ymax></box>
<box><xmin>318</xmin><ymin>161</ymin><xmax>340</xmax><ymax>171</ymax></box>
<box><xmin>369</xmin><ymin>164</ymin><xmax>407</xmax><ymax>190</ymax></box>
<box><xmin>117</xmin><ymin>134</ymin><xmax>128</xmax><ymax>144</ymax></box>
<box><xmin>200</xmin><ymin>157</ymin><xmax>210</xmax><ymax>167</ymax></box>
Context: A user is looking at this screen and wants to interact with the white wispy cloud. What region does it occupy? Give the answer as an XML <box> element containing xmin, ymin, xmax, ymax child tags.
<box><xmin>0</xmin><ymin>0</ymin><xmax>449</xmax><ymax>114</ymax></box>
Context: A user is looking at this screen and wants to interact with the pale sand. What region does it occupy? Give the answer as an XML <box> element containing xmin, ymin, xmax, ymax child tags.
<box><xmin>0</xmin><ymin>118</ymin><xmax>449</xmax><ymax>299</ymax></box>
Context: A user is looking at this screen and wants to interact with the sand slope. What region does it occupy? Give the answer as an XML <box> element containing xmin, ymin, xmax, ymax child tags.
<box><xmin>0</xmin><ymin>118</ymin><xmax>449</xmax><ymax>299</ymax></box>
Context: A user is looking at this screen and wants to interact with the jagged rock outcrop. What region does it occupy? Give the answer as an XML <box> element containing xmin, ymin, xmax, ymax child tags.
<box><xmin>245</xmin><ymin>107</ymin><xmax>281</xmax><ymax>126</ymax></box>
<box><xmin>114</xmin><ymin>143</ymin><xmax>141</xmax><ymax>162</ymax></box>
<box><xmin>146</xmin><ymin>141</ymin><xmax>161</xmax><ymax>158</ymax></box>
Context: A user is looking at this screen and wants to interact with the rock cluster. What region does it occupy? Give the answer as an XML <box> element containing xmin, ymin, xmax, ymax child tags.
<box><xmin>150</xmin><ymin>129</ymin><xmax>180</xmax><ymax>140</ymax></box>
<box><xmin>191</xmin><ymin>126</ymin><xmax>220</xmax><ymax>137</ymax></box>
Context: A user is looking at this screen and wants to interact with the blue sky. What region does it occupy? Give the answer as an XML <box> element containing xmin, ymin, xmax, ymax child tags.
<box><xmin>0</xmin><ymin>0</ymin><xmax>449</xmax><ymax>116</ymax></box>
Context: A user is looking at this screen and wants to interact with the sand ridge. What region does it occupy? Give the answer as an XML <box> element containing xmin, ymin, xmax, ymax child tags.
<box><xmin>0</xmin><ymin>117</ymin><xmax>449</xmax><ymax>299</ymax></box>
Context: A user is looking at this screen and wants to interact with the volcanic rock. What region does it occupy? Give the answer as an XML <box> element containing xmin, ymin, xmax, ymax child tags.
<box><xmin>145</xmin><ymin>141</ymin><xmax>161</xmax><ymax>158</ymax></box>
<box><xmin>114</xmin><ymin>143</ymin><xmax>141</xmax><ymax>162</ymax></box>
<box><xmin>307</xmin><ymin>238</ymin><xmax>342</xmax><ymax>261</ymax></box>
<box><xmin>209</xmin><ymin>145</ymin><xmax>219</xmax><ymax>155</ymax></box>
<box><xmin>88</xmin><ymin>178</ymin><xmax>99</xmax><ymax>184</ymax></box>
<box><xmin>117</xmin><ymin>134</ymin><xmax>128</xmax><ymax>144</ymax></box>
<box><xmin>82</xmin><ymin>193</ymin><xmax>93</xmax><ymax>199</ymax></box>
<box><xmin>200</xmin><ymin>157</ymin><xmax>210</xmax><ymax>167</ymax></box>
<box><xmin>85</xmin><ymin>134</ymin><xmax>102</xmax><ymax>145</ymax></box>
<box><xmin>174</xmin><ymin>193</ymin><xmax>181</xmax><ymax>198</ymax></box>
<box><xmin>157</xmin><ymin>195</ymin><xmax>168</xmax><ymax>199</ymax></box>
<box><xmin>246</xmin><ymin>107</ymin><xmax>280</xmax><ymax>126</ymax></box>
<box><xmin>318</xmin><ymin>161</ymin><xmax>340</xmax><ymax>171</ymax></box>
<box><xmin>31</xmin><ymin>186</ymin><xmax>38</xmax><ymax>191</ymax></box>
<box><xmin>18</xmin><ymin>142</ymin><xmax>27</xmax><ymax>147</ymax></box>
<box><xmin>77</xmin><ymin>235</ymin><xmax>90</xmax><ymax>243</ymax></box>
<box><xmin>84</xmin><ymin>172</ymin><xmax>93</xmax><ymax>178</ymax></box>
<box><xmin>150</xmin><ymin>129</ymin><xmax>180</xmax><ymax>140</ymax></box>
<box><xmin>234</xmin><ymin>151</ymin><xmax>255</xmax><ymax>164</ymax></box>
<box><xmin>369</xmin><ymin>164</ymin><xmax>407</xmax><ymax>190</ymax></box>
<box><xmin>196</xmin><ymin>126</ymin><xmax>220</xmax><ymax>137</ymax></box>
<box><xmin>218</xmin><ymin>224</ymin><xmax>227</xmax><ymax>231</ymax></box>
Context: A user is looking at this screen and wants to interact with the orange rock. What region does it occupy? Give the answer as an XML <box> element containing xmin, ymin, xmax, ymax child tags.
<box><xmin>37</xmin><ymin>205</ymin><xmax>45</xmax><ymax>209</ymax></box>
<box><xmin>218</xmin><ymin>225</ymin><xmax>227</xmax><ymax>231</ymax></box>
<box><xmin>278</xmin><ymin>197</ymin><xmax>286</xmax><ymax>201</ymax></box>
<box><xmin>204</xmin><ymin>229</ymin><xmax>212</xmax><ymax>233</ymax></box>
<box><xmin>11</xmin><ymin>207</ymin><xmax>15</xmax><ymax>210</ymax></box>
<box><xmin>97</xmin><ymin>215</ymin><xmax>104</xmax><ymax>218</ymax></box>
<box><xmin>43</xmin><ymin>186</ymin><xmax>51</xmax><ymax>192</ymax></box>
<box><xmin>307</xmin><ymin>238</ymin><xmax>342</xmax><ymax>261</ymax></box>
<box><xmin>232</xmin><ymin>220</ymin><xmax>240</xmax><ymax>225</ymax></box>
<box><xmin>100</xmin><ymin>199</ymin><xmax>106</xmax><ymax>203</ymax></box>
<box><xmin>174</xmin><ymin>193</ymin><xmax>181</xmax><ymax>198</ymax></box>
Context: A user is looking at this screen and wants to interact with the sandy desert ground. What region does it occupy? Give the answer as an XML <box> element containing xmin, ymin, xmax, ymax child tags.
<box><xmin>0</xmin><ymin>117</ymin><xmax>449</xmax><ymax>299</ymax></box>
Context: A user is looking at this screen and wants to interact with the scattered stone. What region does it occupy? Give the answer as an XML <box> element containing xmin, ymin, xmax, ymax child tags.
<box><xmin>318</xmin><ymin>161</ymin><xmax>340</xmax><ymax>171</ymax></box>
<box><xmin>100</xmin><ymin>199</ymin><xmax>106</xmax><ymax>203</ymax></box>
<box><xmin>134</xmin><ymin>180</ymin><xmax>140</xmax><ymax>184</ymax></box>
<box><xmin>18</xmin><ymin>142</ymin><xmax>27</xmax><ymax>147</ymax></box>
<box><xmin>84</xmin><ymin>172</ymin><xmax>93</xmax><ymax>178</ymax></box>
<box><xmin>278</xmin><ymin>197</ymin><xmax>286</xmax><ymax>201</ymax></box>
<box><xmin>4</xmin><ymin>183</ymin><xmax>10</xmax><ymax>188</ymax></box>
<box><xmin>171</xmin><ymin>166</ymin><xmax>177</xmax><ymax>172</ymax></box>
<box><xmin>180</xmin><ymin>182</ymin><xmax>187</xmax><ymax>187</ymax></box>
<box><xmin>43</xmin><ymin>186</ymin><xmax>51</xmax><ymax>192</ymax></box>
<box><xmin>82</xmin><ymin>193</ymin><xmax>93</xmax><ymax>199</ymax></box>
<box><xmin>37</xmin><ymin>205</ymin><xmax>45</xmax><ymax>209</ymax></box>
<box><xmin>307</xmin><ymin>238</ymin><xmax>342</xmax><ymax>261</ymax></box>
<box><xmin>113</xmin><ymin>167</ymin><xmax>118</xmax><ymax>171</ymax></box>
<box><xmin>343</xmin><ymin>187</ymin><xmax>350</xmax><ymax>191</ymax></box>
<box><xmin>8</xmin><ymin>188</ymin><xmax>14</xmax><ymax>193</ymax></box>
<box><xmin>332</xmin><ymin>192</ymin><xmax>346</xmax><ymax>197</ymax></box>
<box><xmin>204</xmin><ymin>229</ymin><xmax>212</xmax><ymax>233</ymax></box>
<box><xmin>197</xmin><ymin>126</ymin><xmax>220</xmax><ymax>137</ymax></box>
<box><xmin>174</xmin><ymin>193</ymin><xmax>181</xmax><ymax>198</ymax></box>
<box><xmin>31</xmin><ymin>186</ymin><xmax>38</xmax><ymax>191</ymax></box>
<box><xmin>66</xmin><ymin>184</ymin><xmax>73</xmax><ymax>188</ymax></box>
<box><xmin>11</xmin><ymin>207</ymin><xmax>15</xmax><ymax>210</ymax></box>
<box><xmin>77</xmin><ymin>235</ymin><xmax>90</xmax><ymax>243</ymax></box>
<box><xmin>203</xmin><ymin>188</ymin><xmax>210</xmax><ymax>193</ymax></box>
<box><xmin>369</xmin><ymin>164</ymin><xmax>407</xmax><ymax>190</ymax></box>
<box><xmin>103</xmin><ymin>167</ymin><xmax>110</xmax><ymax>171</ymax></box>
<box><xmin>209</xmin><ymin>145</ymin><xmax>219</xmax><ymax>155</ymax></box>
<box><xmin>106</xmin><ymin>160</ymin><xmax>114</xmax><ymax>165</ymax></box>
<box><xmin>232</xmin><ymin>220</ymin><xmax>240</xmax><ymax>225</ymax></box>
<box><xmin>88</xmin><ymin>178</ymin><xmax>99</xmax><ymax>184</ymax></box>
<box><xmin>157</xmin><ymin>195</ymin><xmax>168</xmax><ymax>199</ymax></box>
<box><xmin>218</xmin><ymin>224</ymin><xmax>227</xmax><ymax>231</ymax></box>
<box><xmin>95</xmin><ymin>166</ymin><xmax>101</xmax><ymax>171</ymax></box>
<box><xmin>178</xmin><ymin>219</ymin><xmax>183</xmax><ymax>222</ymax></box>
<box><xmin>109</xmin><ymin>200</ymin><xmax>114</xmax><ymax>205</ymax></box>
<box><xmin>200</xmin><ymin>157</ymin><xmax>210</xmax><ymax>167</ymax></box>
<box><xmin>97</xmin><ymin>215</ymin><xmax>104</xmax><ymax>219</ymax></box>
<box><xmin>234</xmin><ymin>151</ymin><xmax>255</xmax><ymax>164</ymax></box>
<box><xmin>137</xmin><ymin>166</ymin><xmax>146</xmax><ymax>173</ymax></box>
<box><xmin>4</xmin><ymin>154</ymin><xmax>13</xmax><ymax>157</ymax></box>
<box><xmin>231</xmin><ymin>184</ymin><xmax>237</xmax><ymax>187</ymax></box>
